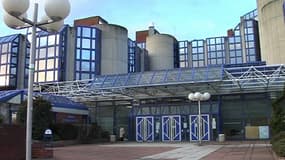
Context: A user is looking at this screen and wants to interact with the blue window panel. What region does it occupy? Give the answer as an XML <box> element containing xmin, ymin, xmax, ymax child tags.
<box><xmin>75</xmin><ymin>26</ymin><xmax>101</xmax><ymax>80</ymax></box>
<box><xmin>32</xmin><ymin>26</ymin><xmax>68</xmax><ymax>83</ymax></box>
<box><xmin>0</xmin><ymin>34</ymin><xmax>20</xmax><ymax>87</ymax></box>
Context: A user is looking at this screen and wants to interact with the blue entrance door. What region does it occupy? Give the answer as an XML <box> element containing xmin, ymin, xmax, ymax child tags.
<box><xmin>162</xmin><ymin>115</ymin><xmax>181</xmax><ymax>142</ymax></box>
<box><xmin>189</xmin><ymin>114</ymin><xmax>210</xmax><ymax>141</ymax></box>
<box><xmin>136</xmin><ymin>116</ymin><xmax>154</xmax><ymax>142</ymax></box>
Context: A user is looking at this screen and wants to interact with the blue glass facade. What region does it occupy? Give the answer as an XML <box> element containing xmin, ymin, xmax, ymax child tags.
<box><xmin>242</xmin><ymin>9</ymin><xmax>258</xmax><ymax>20</ymax></box>
<box><xmin>207</xmin><ymin>37</ymin><xmax>226</xmax><ymax>65</ymax></box>
<box><xmin>177</xmin><ymin>9</ymin><xmax>260</xmax><ymax>69</ymax></box>
<box><xmin>33</xmin><ymin>26</ymin><xmax>68</xmax><ymax>83</ymax></box>
<box><xmin>191</xmin><ymin>40</ymin><xmax>205</xmax><ymax>67</ymax></box>
<box><xmin>128</xmin><ymin>38</ymin><xmax>136</xmax><ymax>73</ymax></box>
<box><xmin>229</xmin><ymin>25</ymin><xmax>243</xmax><ymax>64</ymax></box>
<box><xmin>75</xmin><ymin>26</ymin><xmax>101</xmax><ymax>80</ymax></box>
<box><xmin>178</xmin><ymin>41</ymin><xmax>189</xmax><ymax>68</ymax></box>
<box><xmin>0</xmin><ymin>35</ymin><xmax>21</xmax><ymax>88</ymax></box>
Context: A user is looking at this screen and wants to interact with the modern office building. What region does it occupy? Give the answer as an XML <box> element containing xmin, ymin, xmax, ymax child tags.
<box><xmin>178</xmin><ymin>9</ymin><xmax>260</xmax><ymax>68</ymax></box>
<box><xmin>0</xmin><ymin>2</ymin><xmax>284</xmax><ymax>142</ymax></box>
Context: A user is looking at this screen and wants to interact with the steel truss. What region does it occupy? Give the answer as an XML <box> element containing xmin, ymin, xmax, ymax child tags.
<box><xmin>35</xmin><ymin>65</ymin><xmax>285</xmax><ymax>102</ymax></box>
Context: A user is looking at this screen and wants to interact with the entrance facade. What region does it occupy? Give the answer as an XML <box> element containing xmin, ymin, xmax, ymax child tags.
<box><xmin>162</xmin><ymin>115</ymin><xmax>181</xmax><ymax>142</ymax></box>
<box><xmin>135</xmin><ymin>114</ymin><xmax>212</xmax><ymax>142</ymax></box>
<box><xmin>189</xmin><ymin>114</ymin><xmax>210</xmax><ymax>141</ymax></box>
<box><xmin>136</xmin><ymin>116</ymin><xmax>154</xmax><ymax>142</ymax></box>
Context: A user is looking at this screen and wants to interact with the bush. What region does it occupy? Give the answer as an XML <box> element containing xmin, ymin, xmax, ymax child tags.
<box><xmin>271</xmin><ymin>90</ymin><xmax>285</xmax><ymax>136</ymax></box>
<box><xmin>101</xmin><ymin>131</ymin><xmax>110</xmax><ymax>139</ymax></box>
<box><xmin>271</xmin><ymin>131</ymin><xmax>285</xmax><ymax>144</ymax></box>
<box><xmin>272</xmin><ymin>138</ymin><xmax>285</xmax><ymax>157</ymax></box>
<box><xmin>0</xmin><ymin>114</ymin><xmax>3</xmax><ymax>124</ymax></box>
<box><xmin>17</xmin><ymin>98</ymin><xmax>53</xmax><ymax>140</ymax></box>
<box><xmin>51</xmin><ymin>123</ymin><xmax>78</xmax><ymax>140</ymax></box>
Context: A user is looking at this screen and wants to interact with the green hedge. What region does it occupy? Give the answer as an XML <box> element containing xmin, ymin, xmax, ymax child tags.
<box><xmin>272</xmin><ymin>138</ymin><xmax>285</xmax><ymax>157</ymax></box>
<box><xmin>51</xmin><ymin>123</ymin><xmax>78</xmax><ymax>140</ymax></box>
<box><xmin>271</xmin><ymin>131</ymin><xmax>285</xmax><ymax>144</ymax></box>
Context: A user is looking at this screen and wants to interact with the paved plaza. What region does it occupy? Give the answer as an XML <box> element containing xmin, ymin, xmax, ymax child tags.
<box><xmin>52</xmin><ymin>141</ymin><xmax>275</xmax><ymax>160</ymax></box>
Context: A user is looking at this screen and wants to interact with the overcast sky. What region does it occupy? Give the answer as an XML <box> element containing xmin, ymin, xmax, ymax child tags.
<box><xmin>0</xmin><ymin>0</ymin><xmax>256</xmax><ymax>41</ymax></box>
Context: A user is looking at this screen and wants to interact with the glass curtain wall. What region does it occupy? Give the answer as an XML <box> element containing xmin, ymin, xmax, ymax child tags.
<box><xmin>33</xmin><ymin>27</ymin><xmax>68</xmax><ymax>83</ymax></box>
<box><xmin>178</xmin><ymin>41</ymin><xmax>189</xmax><ymax>68</ymax></box>
<box><xmin>191</xmin><ymin>40</ymin><xmax>205</xmax><ymax>67</ymax></box>
<box><xmin>75</xmin><ymin>26</ymin><xmax>101</xmax><ymax>80</ymax></box>
<box><xmin>207</xmin><ymin>37</ymin><xmax>226</xmax><ymax>65</ymax></box>
<box><xmin>244</xmin><ymin>20</ymin><xmax>260</xmax><ymax>62</ymax></box>
<box><xmin>229</xmin><ymin>25</ymin><xmax>243</xmax><ymax>64</ymax></box>
<box><xmin>128</xmin><ymin>39</ymin><xmax>136</xmax><ymax>73</ymax></box>
<box><xmin>0</xmin><ymin>35</ymin><xmax>20</xmax><ymax>88</ymax></box>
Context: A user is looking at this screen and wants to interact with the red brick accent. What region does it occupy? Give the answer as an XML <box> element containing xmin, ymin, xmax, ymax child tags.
<box><xmin>136</xmin><ymin>30</ymin><xmax>149</xmax><ymax>43</ymax></box>
<box><xmin>227</xmin><ymin>29</ymin><xmax>235</xmax><ymax>37</ymax></box>
<box><xmin>56</xmin><ymin>112</ymin><xmax>84</xmax><ymax>124</ymax></box>
<box><xmin>32</xmin><ymin>142</ymin><xmax>53</xmax><ymax>159</ymax></box>
<box><xmin>74</xmin><ymin>16</ymin><xmax>108</xmax><ymax>26</ymax></box>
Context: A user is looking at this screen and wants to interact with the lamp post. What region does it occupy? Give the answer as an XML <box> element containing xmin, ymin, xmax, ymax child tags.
<box><xmin>1</xmin><ymin>0</ymin><xmax>70</xmax><ymax>159</ymax></box>
<box><xmin>188</xmin><ymin>92</ymin><xmax>211</xmax><ymax>145</ymax></box>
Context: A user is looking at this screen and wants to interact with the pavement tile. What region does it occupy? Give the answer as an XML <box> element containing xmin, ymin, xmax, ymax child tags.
<box><xmin>53</xmin><ymin>141</ymin><xmax>275</xmax><ymax>160</ymax></box>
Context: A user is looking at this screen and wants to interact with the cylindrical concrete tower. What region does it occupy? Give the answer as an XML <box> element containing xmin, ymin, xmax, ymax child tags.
<box><xmin>94</xmin><ymin>24</ymin><xmax>128</xmax><ymax>75</ymax></box>
<box><xmin>257</xmin><ymin>0</ymin><xmax>285</xmax><ymax>64</ymax></box>
<box><xmin>146</xmin><ymin>34</ymin><xmax>178</xmax><ymax>71</ymax></box>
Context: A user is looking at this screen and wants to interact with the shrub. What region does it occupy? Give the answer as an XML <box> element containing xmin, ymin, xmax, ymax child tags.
<box><xmin>51</xmin><ymin>123</ymin><xmax>78</xmax><ymax>140</ymax></box>
<box><xmin>17</xmin><ymin>98</ymin><xmax>53</xmax><ymax>140</ymax></box>
<box><xmin>271</xmin><ymin>90</ymin><xmax>285</xmax><ymax>136</ymax></box>
<box><xmin>271</xmin><ymin>131</ymin><xmax>285</xmax><ymax>144</ymax></box>
<box><xmin>272</xmin><ymin>138</ymin><xmax>285</xmax><ymax>157</ymax></box>
<box><xmin>101</xmin><ymin>131</ymin><xmax>110</xmax><ymax>139</ymax></box>
<box><xmin>0</xmin><ymin>114</ymin><xmax>3</xmax><ymax>124</ymax></box>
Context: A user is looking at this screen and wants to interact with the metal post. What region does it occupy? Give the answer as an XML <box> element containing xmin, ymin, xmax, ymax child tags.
<box><xmin>26</xmin><ymin>3</ymin><xmax>38</xmax><ymax>160</ymax></box>
<box><xmin>198</xmin><ymin>100</ymin><xmax>201</xmax><ymax>145</ymax></box>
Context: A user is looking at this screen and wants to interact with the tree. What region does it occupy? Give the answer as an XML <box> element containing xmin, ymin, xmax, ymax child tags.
<box><xmin>271</xmin><ymin>92</ymin><xmax>285</xmax><ymax>136</ymax></box>
<box><xmin>17</xmin><ymin>97</ymin><xmax>53</xmax><ymax>140</ymax></box>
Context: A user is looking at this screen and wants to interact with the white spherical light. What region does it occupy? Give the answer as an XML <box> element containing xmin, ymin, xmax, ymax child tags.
<box><xmin>194</xmin><ymin>92</ymin><xmax>202</xmax><ymax>100</ymax></box>
<box><xmin>3</xmin><ymin>12</ymin><xmax>26</xmax><ymax>29</ymax></box>
<box><xmin>41</xmin><ymin>16</ymin><xmax>64</xmax><ymax>32</ymax></box>
<box><xmin>44</xmin><ymin>0</ymin><xmax>70</xmax><ymax>21</ymax></box>
<box><xmin>46</xmin><ymin>20</ymin><xmax>64</xmax><ymax>32</ymax></box>
<box><xmin>188</xmin><ymin>93</ymin><xmax>195</xmax><ymax>100</ymax></box>
<box><xmin>202</xmin><ymin>92</ymin><xmax>211</xmax><ymax>101</ymax></box>
<box><xmin>2</xmin><ymin>0</ymin><xmax>29</xmax><ymax>16</ymax></box>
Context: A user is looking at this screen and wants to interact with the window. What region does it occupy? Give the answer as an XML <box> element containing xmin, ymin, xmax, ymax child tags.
<box><xmin>75</xmin><ymin>26</ymin><xmax>100</xmax><ymax>80</ymax></box>
<box><xmin>82</xmin><ymin>38</ymin><xmax>91</xmax><ymax>48</ymax></box>
<box><xmin>47</xmin><ymin>47</ymin><xmax>55</xmax><ymax>57</ymax></box>
<box><xmin>39</xmin><ymin>48</ymin><xmax>46</xmax><ymax>58</ymax></box>
<box><xmin>82</xmin><ymin>27</ymin><xmax>91</xmax><ymax>37</ymax></box>
<box><xmin>33</xmin><ymin>29</ymin><xmax>67</xmax><ymax>83</ymax></box>
<box><xmin>48</xmin><ymin>35</ymin><xmax>56</xmax><ymax>46</ymax></box>
<box><xmin>40</xmin><ymin>37</ymin><xmax>47</xmax><ymax>47</ymax></box>
<box><xmin>46</xmin><ymin>71</ymin><xmax>54</xmax><ymax>81</ymax></box>
<box><xmin>82</xmin><ymin>50</ymin><xmax>90</xmax><ymax>60</ymax></box>
<box><xmin>38</xmin><ymin>60</ymin><xmax>46</xmax><ymax>70</ymax></box>
<box><xmin>46</xmin><ymin>59</ymin><xmax>54</xmax><ymax>69</ymax></box>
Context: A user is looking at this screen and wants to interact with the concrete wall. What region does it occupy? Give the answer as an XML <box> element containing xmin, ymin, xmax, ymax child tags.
<box><xmin>17</xmin><ymin>35</ymin><xmax>27</xmax><ymax>89</ymax></box>
<box><xmin>65</xmin><ymin>27</ymin><xmax>76</xmax><ymax>81</ymax></box>
<box><xmin>257</xmin><ymin>0</ymin><xmax>285</xmax><ymax>64</ymax></box>
<box><xmin>146</xmin><ymin>34</ymin><xmax>176</xmax><ymax>70</ymax></box>
<box><xmin>94</xmin><ymin>24</ymin><xmax>128</xmax><ymax>75</ymax></box>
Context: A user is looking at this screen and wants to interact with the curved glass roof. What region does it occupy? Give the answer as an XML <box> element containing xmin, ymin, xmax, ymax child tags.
<box><xmin>36</xmin><ymin>64</ymin><xmax>285</xmax><ymax>102</ymax></box>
